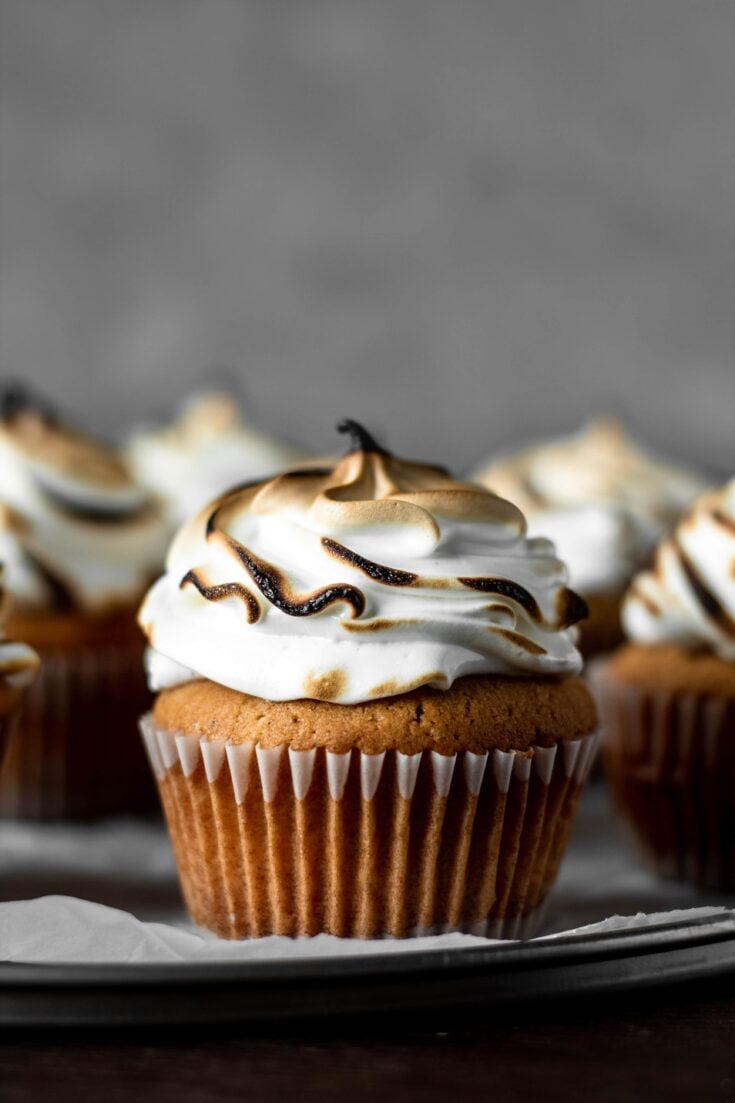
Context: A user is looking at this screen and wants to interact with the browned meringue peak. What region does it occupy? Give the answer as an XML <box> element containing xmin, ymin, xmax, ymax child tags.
<box><xmin>0</xmin><ymin>383</ymin><xmax>169</xmax><ymax>613</ymax></box>
<box><xmin>126</xmin><ymin>389</ymin><xmax>311</xmax><ymax>529</ymax></box>
<box><xmin>231</xmin><ymin>419</ymin><xmax>527</xmax><ymax>542</ymax></box>
<box><xmin>0</xmin><ymin>382</ymin><xmax>149</xmax><ymax>515</ymax></box>
<box><xmin>474</xmin><ymin>416</ymin><xmax>706</xmax><ymax>520</ymax></box>
<box><xmin>173</xmin><ymin>390</ymin><xmax>242</xmax><ymax>436</ymax></box>
<box><xmin>191</xmin><ymin>422</ymin><xmax>584</xmax><ymax>631</ymax></box>
<box><xmin>623</xmin><ymin>477</ymin><xmax>735</xmax><ymax>659</ymax></box>
<box><xmin>476</xmin><ymin>417</ymin><xmax>626</xmax><ymax>512</ymax></box>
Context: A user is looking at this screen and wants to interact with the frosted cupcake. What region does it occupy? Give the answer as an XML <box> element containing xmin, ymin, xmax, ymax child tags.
<box><xmin>127</xmin><ymin>391</ymin><xmax>307</xmax><ymax>528</ymax></box>
<box><xmin>472</xmin><ymin>419</ymin><xmax>707</xmax><ymax>657</ymax></box>
<box><xmin>138</xmin><ymin>421</ymin><xmax>597</xmax><ymax>939</ymax></box>
<box><xmin>0</xmin><ymin>384</ymin><xmax>169</xmax><ymax>818</ymax></box>
<box><xmin>594</xmin><ymin>477</ymin><xmax>735</xmax><ymax>889</ymax></box>
<box><xmin>0</xmin><ymin>567</ymin><xmax>38</xmax><ymax>768</ymax></box>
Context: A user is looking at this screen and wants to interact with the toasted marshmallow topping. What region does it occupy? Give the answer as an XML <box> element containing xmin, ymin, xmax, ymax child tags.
<box><xmin>0</xmin><ymin>385</ymin><xmax>169</xmax><ymax>613</ymax></box>
<box><xmin>623</xmin><ymin>478</ymin><xmax>735</xmax><ymax>660</ymax></box>
<box><xmin>127</xmin><ymin>391</ymin><xmax>307</xmax><ymax>526</ymax></box>
<box><xmin>472</xmin><ymin>419</ymin><xmax>708</xmax><ymax>594</ymax></box>
<box><xmin>0</xmin><ymin>566</ymin><xmax>38</xmax><ymax>687</ymax></box>
<box><xmin>140</xmin><ymin>421</ymin><xmax>587</xmax><ymax>704</ymax></box>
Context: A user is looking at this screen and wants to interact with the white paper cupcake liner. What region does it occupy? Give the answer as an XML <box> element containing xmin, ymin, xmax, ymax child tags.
<box><xmin>592</xmin><ymin>664</ymin><xmax>735</xmax><ymax>889</ymax></box>
<box><xmin>141</xmin><ymin>714</ymin><xmax>598</xmax><ymax>939</ymax></box>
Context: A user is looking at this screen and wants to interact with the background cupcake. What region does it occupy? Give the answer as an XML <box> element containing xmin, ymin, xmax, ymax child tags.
<box><xmin>594</xmin><ymin>476</ymin><xmax>735</xmax><ymax>889</ymax></box>
<box><xmin>0</xmin><ymin>566</ymin><xmax>38</xmax><ymax>769</ymax></box>
<box><xmin>0</xmin><ymin>384</ymin><xmax>169</xmax><ymax>818</ymax></box>
<box><xmin>138</xmin><ymin>421</ymin><xmax>597</xmax><ymax>940</ymax></box>
<box><xmin>471</xmin><ymin>418</ymin><xmax>708</xmax><ymax>657</ymax></box>
<box><xmin>126</xmin><ymin>390</ymin><xmax>308</xmax><ymax>528</ymax></box>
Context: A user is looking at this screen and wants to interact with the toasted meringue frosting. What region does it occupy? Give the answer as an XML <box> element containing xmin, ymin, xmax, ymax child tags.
<box><xmin>0</xmin><ymin>385</ymin><xmax>169</xmax><ymax>613</ymax></box>
<box><xmin>0</xmin><ymin>566</ymin><xmax>38</xmax><ymax>687</ymax></box>
<box><xmin>472</xmin><ymin>419</ymin><xmax>708</xmax><ymax>594</ymax></box>
<box><xmin>623</xmin><ymin>478</ymin><xmax>735</xmax><ymax>660</ymax></box>
<box><xmin>140</xmin><ymin>420</ymin><xmax>587</xmax><ymax>704</ymax></box>
<box><xmin>127</xmin><ymin>391</ymin><xmax>307</xmax><ymax>526</ymax></box>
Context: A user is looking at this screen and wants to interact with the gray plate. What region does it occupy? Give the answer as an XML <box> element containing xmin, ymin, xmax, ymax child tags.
<box><xmin>2</xmin><ymin>910</ymin><xmax>735</xmax><ymax>1027</ymax></box>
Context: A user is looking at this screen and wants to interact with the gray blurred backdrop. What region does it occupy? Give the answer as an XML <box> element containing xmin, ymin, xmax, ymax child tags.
<box><xmin>1</xmin><ymin>0</ymin><xmax>733</xmax><ymax>472</ymax></box>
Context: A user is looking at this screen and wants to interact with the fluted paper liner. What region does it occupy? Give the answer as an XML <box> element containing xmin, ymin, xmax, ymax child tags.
<box><xmin>593</xmin><ymin>665</ymin><xmax>735</xmax><ymax>890</ymax></box>
<box><xmin>0</xmin><ymin>644</ymin><xmax>155</xmax><ymax>819</ymax></box>
<box><xmin>141</xmin><ymin>715</ymin><xmax>598</xmax><ymax>939</ymax></box>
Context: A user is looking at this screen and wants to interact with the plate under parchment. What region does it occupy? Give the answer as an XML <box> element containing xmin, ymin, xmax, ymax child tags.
<box><xmin>2</xmin><ymin>785</ymin><xmax>734</xmax><ymax>1027</ymax></box>
<box><xmin>2</xmin><ymin>910</ymin><xmax>735</xmax><ymax>1027</ymax></box>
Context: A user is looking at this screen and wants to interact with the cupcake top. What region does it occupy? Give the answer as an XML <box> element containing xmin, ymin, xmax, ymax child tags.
<box><xmin>623</xmin><ymin>477</ymin><xmax>735</xmax><ymax>661</ymax></box>
<box><xmin>0</xmin><ymin>567</ymin><xmax>38</xmax><ymax>687</ymax></box>
<box><xmin>472</xmin><ymin>419</ymin><xmax>707</xmax><ymax>593</ymax></box>
<box><xmin>127</xmin><ymin>391</ymin><xmax>307</xmax><ymax>525</ymax></box>
<box><xmin>0</xmin><ymin>384</ymin><xmax>169</xmax><ymax>614</ymax></box>
<box><xmin>140</xmin><ymin>420</ymin><xmax>588</xmax><ymax>704</ymax></box>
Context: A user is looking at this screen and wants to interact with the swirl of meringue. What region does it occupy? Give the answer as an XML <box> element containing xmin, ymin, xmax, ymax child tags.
<box><xmin>139</xmin><ymin>420</ymin><xmax>587</xmax><ymax>704</ymax></box>
<box><xmin>623</xmin><ymin>478</ymin><xmax>735</xmax><ymax>660</ymax></box>
<box><xmin>127</xmin><ymin>391</ymin><xmax>308</xmax><ymax>525</ymax></box>
<box><xmin>0</xmin><ymin>566</ymin><xmax>38</xmax><ymax>687</ymax></box>
<box><xmin>0</xmin><ymin>384</ymin><xmax>169</xmax><ymax>613</ymax></box>
<box><xmin>472</xmin><ymin>418</ymin><xmax>708</xmax><ymax>593</ymax></box>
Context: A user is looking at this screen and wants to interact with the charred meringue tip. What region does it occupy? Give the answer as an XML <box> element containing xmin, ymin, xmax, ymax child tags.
<box><xmin>1</xmin><ymin>380</ymin><xmax>57</xmax><ymax>424</ymax></box>
<box><xmin>336</xmin><ymin>419</ymin><xmax>390</xmax><ymax>456</ymax></box>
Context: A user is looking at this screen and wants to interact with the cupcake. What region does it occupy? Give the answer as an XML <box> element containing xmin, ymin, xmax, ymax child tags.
<box><xmin>0</xmin><ymin>567</ymin><xmax>39</xmax><ymax>768</ymax></box>
<box><xmin>471</xmin><ymin>419</ymin><xmax>707</xmax><ymax>657</ymax></box>
<box><xmin>593</xmin><ymin>477</ymin><xmax>735</xmax><ymax>889</ymax></box>
<box><xmin>0</xmin><ymin>384</ymin><xmax>169</xmax><ymax>818</ymax></box>
<box><xmin>138</xmin><ymin>420</ymin><xmax>597</xmax><ymax>939</ymax></box>
<box><xmin>127</xmin><ymin>390</ymin><xmax>307</xmax><ymax>528</ymax></box>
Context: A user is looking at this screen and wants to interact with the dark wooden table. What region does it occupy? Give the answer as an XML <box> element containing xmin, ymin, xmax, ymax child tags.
<box><xmin>2</xmin><ymin>976</ymin><xmax>734</xmax><ymax>1102</ymax></box>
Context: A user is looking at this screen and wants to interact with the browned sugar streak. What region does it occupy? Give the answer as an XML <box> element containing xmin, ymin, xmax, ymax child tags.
<box><xmin>712</xmin><ymin>508</ymin><xmax>735</xmax><ymax>536</ymax></box>
<box><xmin>35</xmin><ymin>476</ymin><xmax>153</xmax><ymax>525</ymax></box>
<box><xmin>459</xmin><ymin>576</ymin><xmax>542</xmax><ymax>621</ymax></box>
<box><xmin>21</xmin><ymin>550</ymin><xmax>76</xmax><ymax>612</ymax></box>
<box><xmin>342</xmin><ymin>618</ymin><xmax>422</xmax><ymax>633</ymax></box>
<box><xmin>555</xmin><ymin>587</ymin><xmax>589</xmax><ymax>629</ymax></box>
<box><xmin>303</xmin><ymin>670</ymin><xmax>347</xmax><ymax>701</ymax></box>
<box><xmin>460</xmin><ymin>576</ymin><xmax>587</xmax><ymax>631</ymax></box>
<box><xmin>321</xmin><ymin>536</ymin><xmax>417</xmax><ymax>586</ymax></box>
<box><xmin>367</xmin><ymin>671</ymin><xmax>447</xmax><ymax>699</ymax></box>
<box><xmin>491</xmin><ymin>628</ymin><xmax>547</xmax><ymax>656</ymax></box>
<box><xmin>629</xmin><ymin>581</ymin><xmax>661</xmax><ymax>618</ymax></box>
<box><xmin>180</xmin><ymin>569</ymin><xmax>261</xmax><ymax>623</ymax></box>
<box><xmin>675</xmin><ymin>537</ymin><xmax>735</xmax><ymax>638</ymax></box>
